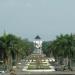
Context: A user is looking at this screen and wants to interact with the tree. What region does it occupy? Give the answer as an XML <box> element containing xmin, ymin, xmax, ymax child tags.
<box><xmin>48</xmin><ymin>34</ymin><xmax>75</xmax><ymax>70</ymax></box>
<box><xmin>0</xmin><ymin>33</ymin><xmax>34</xmax><ymax>69</ymax></box>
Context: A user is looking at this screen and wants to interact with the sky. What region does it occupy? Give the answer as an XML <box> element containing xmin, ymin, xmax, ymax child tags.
<box><xmin>0</xmin><ymin>0</ymin><xmax>75</xmax><ymax>41</ymax></box>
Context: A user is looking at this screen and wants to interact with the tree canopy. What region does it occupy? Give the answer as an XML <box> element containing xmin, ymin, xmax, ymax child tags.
<box><xmin>0</xmin><ymin>33</ymin><xmax>34</xmax><ymax>68</ymax></box>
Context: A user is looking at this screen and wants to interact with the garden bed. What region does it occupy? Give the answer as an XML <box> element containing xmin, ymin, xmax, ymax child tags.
<box><xmin>27</xmin><ymin>62</ymin><xmax>50</xmax><ymax>70</ymax></box>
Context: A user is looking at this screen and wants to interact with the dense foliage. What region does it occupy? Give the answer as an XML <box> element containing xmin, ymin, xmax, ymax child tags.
<box><xmin>42</xmin><ymin>34</ymin><xmax>75</xmax><ymax>70</ymax></box>
<box><xmin>0</xmin><ymin>33</ymin><xmax>34</xmax><ymax>68</ymax></box>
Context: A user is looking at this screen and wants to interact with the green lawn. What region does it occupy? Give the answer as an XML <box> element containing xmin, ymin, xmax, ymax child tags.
<box><xmin>27</xmin><ymin>62</ymin><xmax>50</xmax><ymax>70</ymax></box>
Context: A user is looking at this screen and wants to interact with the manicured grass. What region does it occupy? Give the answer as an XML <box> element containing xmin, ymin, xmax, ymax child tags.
<box><xmin>27</xmin><ymin>62</ymin><xmax>50</xmax><ymax>70</ymax></box>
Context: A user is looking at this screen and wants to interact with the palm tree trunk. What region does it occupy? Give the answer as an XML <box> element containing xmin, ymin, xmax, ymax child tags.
<box><xmin>68</xmin><ymin>58</ymin><xmax>72</xmax><ymax>71</ymax></box>
<box><xmin>8</xmin><ymin>54</ymin><xmax>12</xmax><ymax>69</ymax></box>
<box><xmin>16</xmin><ymin>52</ymin><xmax>19</xmax><ymax>68</ymax></box>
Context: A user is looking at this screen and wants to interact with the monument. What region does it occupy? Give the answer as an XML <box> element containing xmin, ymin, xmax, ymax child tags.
<box><xmin>22</xmin><ymin>35</ymin><xmax>55</xmax><ymax>71</ymax></box>
<box><xmin>33</xmin><ymin>35</ymin><xmax>43</xmax><ymax>54</ymax></box>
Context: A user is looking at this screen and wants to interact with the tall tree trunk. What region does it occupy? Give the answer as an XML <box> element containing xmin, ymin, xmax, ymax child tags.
<box><xmin>16</xmin><ymin>52</ymin><xmax>19</xmax><ymax>68</ymax></box>
<box><xmin>68</xmin><ymin>58</ymin><xmax>72</xmax><ymax>71</ymax></box>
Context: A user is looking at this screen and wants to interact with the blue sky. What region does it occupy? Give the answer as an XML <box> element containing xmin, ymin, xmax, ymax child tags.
<box><xmin>0</xmin><ymin>0</ymin><xmax>75</xmax><ymax>41</ymax></box>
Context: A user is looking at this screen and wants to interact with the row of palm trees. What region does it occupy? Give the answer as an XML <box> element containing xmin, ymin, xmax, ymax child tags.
<box><xmin>42</xmin><ymin>34</ymin><xmax>75</xmax><ymax>70</ymax></box>
<box><xmin>0</xmin><ymin>33</ymin><xmax>34</xmax><ymax>69</ymax></box>
<box><xmin>1</xmin><ymin>32</ymin><xmax>75</xmax><ymax>70</ymax></box>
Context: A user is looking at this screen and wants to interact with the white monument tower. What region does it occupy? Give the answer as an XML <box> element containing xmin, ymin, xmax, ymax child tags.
<box><xmin>33</xmin><ymin>35</ymin><xmax>43</xmax><ymax>54</ymax></box>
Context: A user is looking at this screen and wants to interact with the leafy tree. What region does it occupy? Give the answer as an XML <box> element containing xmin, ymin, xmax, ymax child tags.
<box><xmin>48</xmin><ymin>34</ymin><xmax>75</xmax><ymax>70</ymax></box>
<box><xmin>0</xmin><ymin>33</ymin><xmax>34</xmax><ymax>69</ymax></box>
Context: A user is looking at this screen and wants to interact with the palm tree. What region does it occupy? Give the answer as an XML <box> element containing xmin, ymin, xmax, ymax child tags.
<box><xmin>0</xmin><ymin>33</ymin><xmax>34</xmax><ymax>70</ymax></box>
<box><xmin>48</xmin><ymin>34</ymin><xmax>75</xmax><ymax>70</ymax></box>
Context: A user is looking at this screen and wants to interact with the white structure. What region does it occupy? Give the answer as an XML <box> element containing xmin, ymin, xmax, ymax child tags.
<box><xmin>33</xmin><ymin>35</ymin><xmax>43</xmax><ymax>54</ymax></box>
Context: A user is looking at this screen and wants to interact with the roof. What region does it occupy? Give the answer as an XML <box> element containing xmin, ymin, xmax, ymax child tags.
<box><xmin>35</xmin><ymin>35</ymin><xmax>41</xmax><ymax>39</ymax></box>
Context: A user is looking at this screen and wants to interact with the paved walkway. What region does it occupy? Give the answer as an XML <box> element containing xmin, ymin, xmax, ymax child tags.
<box><xmin>16</xmin><ymin>71</ymin><xmax>75</xmax><ymax>75</ymax></box>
